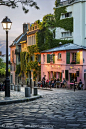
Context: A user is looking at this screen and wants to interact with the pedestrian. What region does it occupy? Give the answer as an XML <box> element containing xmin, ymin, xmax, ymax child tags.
<box><xmin>49</xmin><ymin>80</ymin><xmax>51</xmax><ymax>89</ymax></box>
<box><xmin>61</xmin><ymin>78</ymin><xmax>66</xmax><ymax>88</ymax></box>
<box><xmin>74</xmin><ymin>78</ymin><xmax>76</xmax><ymax>92</ymax></box>
<box><xmin>54</xmin><ymin>78</ymin><xmax>56</xmax><ymax>87</ymax></box>
<box><xmin>42</xmin><ymin>78</ymin><xmax>45</xmax><ymax>88</ymax></box>
<box><xmin>78</xmin><ymin>79</ymin><xmax>82</xmax><ymax>90</ymax></box>
<box><xmin>42</xmin><ymin>75</ymin><xmax>46</xmax><ymax>87</ymax></box>
<box><xmin>46</xmin><ymin>79</ymin><xmax>49</xmax><ymax>88</ymax></box>
<box><xmin>51</xmin><ymin>78</ymin><xmax>54</xmax><ymax>88</ymax></box>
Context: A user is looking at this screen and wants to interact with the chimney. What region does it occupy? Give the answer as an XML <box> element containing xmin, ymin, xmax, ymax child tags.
<box><xmin>23</xmin><ymin>23</ymin><xmax>28</xmax><ymax>33</ymax></box>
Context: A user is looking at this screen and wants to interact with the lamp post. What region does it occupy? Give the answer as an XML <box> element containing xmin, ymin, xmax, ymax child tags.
<box><xmin>1</xmin><ymin>16</ymin><xmax>12</xmax><ymax>97</ymax></box>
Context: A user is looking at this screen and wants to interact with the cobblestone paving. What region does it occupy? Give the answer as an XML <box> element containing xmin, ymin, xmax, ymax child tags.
<box><xmin>0</xmin><ymin>89</ymin><xmax>86</xmax><ymax>129</ymax></box>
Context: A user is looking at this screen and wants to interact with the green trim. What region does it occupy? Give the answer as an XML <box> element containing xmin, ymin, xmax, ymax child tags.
<box><xmin>66</xmin><ymin>52</ymin><xmax>70</xmax><ymax>64</ymax></box>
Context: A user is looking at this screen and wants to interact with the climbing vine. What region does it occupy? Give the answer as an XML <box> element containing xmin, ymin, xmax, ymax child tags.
<box><xmin>54</xmin><ymin>7</ymin><xmax>73</xmax><ymax>32</ymax></box>
<box><xmin>20</xmin><ymin>52</ymin><xmax>26</xmax><ymax>72</ymax></box>
<box><xmin>16</xmin><ymin>7</ymin><xmax>73</xmax><ymax>81</ymax></box>
<box><xmin>15</xmin><ymin>64</ymin><xmax>20</xmax><ymax>74</ymax></box>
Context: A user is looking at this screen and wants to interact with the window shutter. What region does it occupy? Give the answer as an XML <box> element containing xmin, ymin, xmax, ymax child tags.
<box><xmin>66</xmin><ymin>52</ymin><xmax>70</xmax><ymax>64</ymax></box>
<box><xmin>47</xmin><ymin>54</ymin><xmax>50</xmax><ymax>63</ymax></box>
<box><xmin>76</xmin><ymin>52</ymin><xmax>80</xmax><ymax>64</ymax></box>
<box><xmin>53</xmin><ymin>54</ymin><xmax>55</xmax><ymax>63</ymax></box>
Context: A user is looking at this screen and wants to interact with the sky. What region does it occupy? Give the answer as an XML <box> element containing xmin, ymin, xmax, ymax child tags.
<box><xmin>0</xmin><ymin>0</ymin><xmax>55</xmax><ymax>54</ymax></box>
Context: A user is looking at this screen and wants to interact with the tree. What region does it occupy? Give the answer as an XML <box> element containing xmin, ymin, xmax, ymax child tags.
<box><xmin>0</xmin><ymin>58</ymin><xmax>5</xmax><ymax>69</ymax></box>
<box><xmin>0</xmin><ymin>0</ymin><xmax>40</xmax><ymax>13</ymax></box>
<box><xmin>0</xmin><ymin>58</ymin><xmax>6</xmax><ymax>76</ymax></box>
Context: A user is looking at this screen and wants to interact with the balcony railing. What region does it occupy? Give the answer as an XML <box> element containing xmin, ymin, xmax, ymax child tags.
<box><xmin>15</xmin><ymin>49</ymin><xmax>21</xmax><ymax>54</ymax></box>
<box><xmin>56</xmin><ymin>0</ymin><xmax>80</xmax><ymax>7</ymax></box>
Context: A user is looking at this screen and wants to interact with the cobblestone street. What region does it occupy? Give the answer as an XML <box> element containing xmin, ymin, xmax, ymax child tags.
<box><xmin>0</xmin><ymin>89</ymin><xmax>86</xmax><ymax>129</ymax></box>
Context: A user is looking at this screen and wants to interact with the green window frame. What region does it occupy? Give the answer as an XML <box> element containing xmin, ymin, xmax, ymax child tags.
<box><xmin>47</xmin><ymin>54</ymin><xmax>50</xmax><ymax>63</ymax></box>
<box><xmin>66</xmin><ymin>52</ymin><xmax>70</xmax><ymax>64</ymax></box>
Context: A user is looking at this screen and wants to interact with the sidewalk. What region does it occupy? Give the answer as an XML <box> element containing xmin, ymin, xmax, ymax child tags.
<box><xmin>0</xmin><ymin>87</ymin><xmax>79</xmax><ymax>105</ymax></box>
<box><xmin>0</xmin><ymin>87</ymin><xmax>42</xmax><ymax>105</ymax></box>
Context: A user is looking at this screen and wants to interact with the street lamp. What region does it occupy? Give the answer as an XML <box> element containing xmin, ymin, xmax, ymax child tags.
<box><xmin>1</xmin><ymin>16</ymin><xmax>12</xmax><ymax>97</ymax></box>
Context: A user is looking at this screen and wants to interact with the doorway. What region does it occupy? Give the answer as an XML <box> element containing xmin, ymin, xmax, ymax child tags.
<box><xmin>84</xmin><ymin>73</ymin><xmax>86</xmax><ymax>89</ymax></box>
<box><xmin>70</xmin><ymin>73</ymin><xmax>77</xmax><ymax>82</ymax></box>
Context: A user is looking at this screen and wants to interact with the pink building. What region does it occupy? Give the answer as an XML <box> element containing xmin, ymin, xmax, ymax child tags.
<box><xmin>10</xmin><ymin>45</ymin><xmax>16</xmax><ymax>84</ymax></box>
<box><xmin>41</xmin><ymin>43</ymin><xmax>86</xmax><ymax>89</ymax></box>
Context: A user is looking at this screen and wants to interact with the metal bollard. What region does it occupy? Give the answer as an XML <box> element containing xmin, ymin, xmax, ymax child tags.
<box><xmin>17</xmin><ymin>85</ymin><xmax>21</xmax><ymax>92</ymax></box>
<box><xmin>11</xmin><ymin>84</ymin><xmax>14</xmax><ymax>90</ymax></box>
<box><xmin>25</xmin><ymin>87</ymin><xmax>31</xmax><ymax>97</ymax></box>
<box><xmin>34</xmin><ymin>87</ymin><xmax>38</xmax><ymax>96</ymax></box>
<box><xmin>14</xmin><ymin>85</ymin><xmax>17</xmax><ymax>91</ymax></box>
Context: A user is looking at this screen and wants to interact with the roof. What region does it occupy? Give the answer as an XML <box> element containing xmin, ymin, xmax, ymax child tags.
<box><xmin>41</xmin><ymin>43</ymin><xmax>86</xmax><ymax>53</ymax></box>
<box><xmin>17</xmin><ymin>33</ymin><xmax>27</xmax><ymax>44</ymax></box>
<box><xmin>27</xmin><ymin>29</ymin><xmax>39</xmax><ymax>36</ymax></box>
<box><xmin>9</xmin><ymin>32</ymin><xmax>27</xmax><ymax>47</ymax></box>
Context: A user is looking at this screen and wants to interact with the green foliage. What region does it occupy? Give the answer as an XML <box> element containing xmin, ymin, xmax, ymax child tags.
<box><xmin>0</xmin><ymin>68</ymin><xmax>6</xmax><ymax>76</ymax></box>
<box><xmin>0</xmin><ymin>0</ymin><xmax>39</xmax><ymax>13</ymax></box>
<box><xmin>33</xmin><ymin>70</ymin><xmax>37</xmax><ymax>81</ymax></box>
<box><xmin>26</xmin><ymin>61</ymin><xmax>40</xmax><ymax>71</ymax></box>
<box><xmin>42</xmin><ymin>14</ymin><xmax>55</xmax><ymax>28</ymax></box>
<box><xmin>50</xmin><ymin>39</ymin><xmax>73</xmax><ymax>48</ymax></box>
<box><xmin>54</xmin><ymin>7</ymin><xmax>67</xmax><ymax>21</ymax></box>
<box><xmin>27</xmin><ymin>45</ymin><xmax>39</xmax><ymax>56</ymax></box>
<box><xmin>57</xmin><ymin>17</ymin><xmax>73</xmax><ymax>32</ymax></box>
<box><xmin>0</xmin><ymin>58</ymin><xmax>6</xmax><ymax>69</ymax></box>
<box><xmin>54</xmin><ymin>7</ymin><xmax>73</xmax><ymax>32</ymax></box>
<box><xmin>20</xmin><ymin>52</ymin><xmax>26</xmax><ymax>72</ymax></box>
<box><xmin>26</xmin><ymin>61</ymin><xmax>41</xmax><ymax>80</ymax></box>
<box><xmin>16</xmin><ymin>64</ymin><xmax>20</xmax><ymax>74</ymax></box>
<box><xmin>55</xmin><ymin>0</ymin><xmax>60</xmax><ymax>7</ymax></box>
<box><xmin>0</xmin><ymin>58</ymin><xmax>6</xmax><ymax>77</ymax></box>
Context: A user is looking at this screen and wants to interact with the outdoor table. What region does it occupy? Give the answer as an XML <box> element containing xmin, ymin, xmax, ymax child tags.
<box><xmin>69</xmin><ymin>83</ymin><xmax>74</xmax><ymax>89</ymax></box>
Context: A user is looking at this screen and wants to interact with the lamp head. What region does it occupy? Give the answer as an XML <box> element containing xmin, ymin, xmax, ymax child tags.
<box><xmin>1</xmin><ymin>16</ymin><xmax>12</xmax><ymax>31</ymax></box>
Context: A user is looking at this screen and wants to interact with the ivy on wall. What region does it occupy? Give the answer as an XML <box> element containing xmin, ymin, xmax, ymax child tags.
<box><xmin>27</xmin><ymin>45</ymin><xmax>39</xmax><ymax>56</ymax></box>
<box><xmin>50</xmin><ymin>39</ymin><xmax>73</xmax><ymax>48</ymax></box>
<box><xmin>16</xmin><ymin>6</ymin><xmax>73</xmax><ymax>80</ymax></box>
<box><xmin>54</xmin><ymin>7</ymin><xmax>73</xmax><ymax>32</ymax></box>
<box><xmin>15</xmin><ymin>64</ymin><xmax>20</xmax><ymax>74</ymax></box>
<box><xmin>20</xmin><ymin>52</ymin><xmax>26</xmax><ymax>73</ymax></box>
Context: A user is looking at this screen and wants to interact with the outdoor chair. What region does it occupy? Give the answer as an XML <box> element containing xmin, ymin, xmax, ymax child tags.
<box><xmin>78</xmin><ymin>84</ymin><xmax>84</xmax><ymax>90</ymax></box>
<box><xmin>63</xmin><ymin>82</ymin><xmax>67</xmax><ymax>88</ymax></box>
<box><xmin>56</xmin><ymin>81</ymin><xmax>60</xmax><ymax>88</ymax></box>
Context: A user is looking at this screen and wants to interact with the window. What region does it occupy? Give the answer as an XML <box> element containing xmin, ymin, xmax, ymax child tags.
<box><xmin>61</xmin><ymin>12</ymin><xmax>72</xmax><ymax>19</ymax></box>
<box><xmin>35</xmin><ymin>26</ymin><xmax>37</xmax><ymax>29</ymax></box>
<box><xmin>50</xmin><ymin>54</ymin><xmax>53</xmax><ymax>62</ymax></box>
<box><xmin>72</xmin><ymin>53</ymin><xmax>76</xmax><ymax>63</ymax></box>
<box><xmin>43</xmin><ymin>54</ymin><xmax>45</xmax><ymax>63</ymax></box>
<box><xmin>58</xmin><ymin>53</ymin><xmax>61</xmax><ymax>59</ymax></box>
<box><xmin>61</xmin><ymin>32</ymin><xmax>72</xmax><ymax>38</ymax></box>
<box><xmin>47</xmin><ymin>54</ymin><xmax>55</xmax><ymax>63</ymax></box>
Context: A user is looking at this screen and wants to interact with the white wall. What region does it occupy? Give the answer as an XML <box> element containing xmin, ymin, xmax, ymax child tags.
<box><xmin>54</xmin><ymin>1</ymin><xmax>86</xmax><ymax>46</ymax></box>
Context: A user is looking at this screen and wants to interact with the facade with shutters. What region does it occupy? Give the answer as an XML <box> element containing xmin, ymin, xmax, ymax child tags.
<box><xmin>41</xmin><ymin>43</ymin><xmax>86</xmax><ymax>89</ymax></box>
